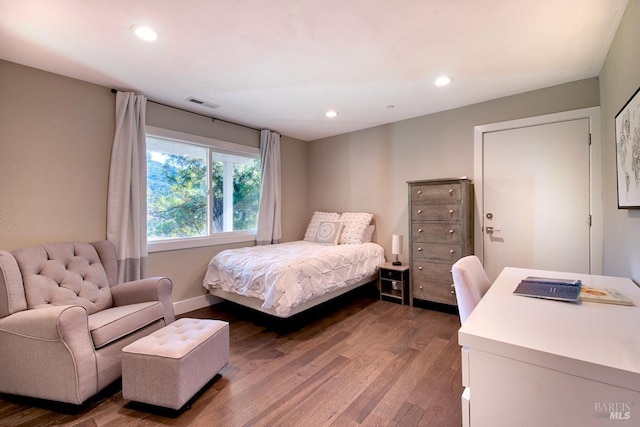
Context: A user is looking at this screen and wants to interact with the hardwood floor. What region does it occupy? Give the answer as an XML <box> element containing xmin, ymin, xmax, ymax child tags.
<box><xmin>0</xmin><ymin>287</ymin><xmax>464</xmax><ymax>426</ymax></box>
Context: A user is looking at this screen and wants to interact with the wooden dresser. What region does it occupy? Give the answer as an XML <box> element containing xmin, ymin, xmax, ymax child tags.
<box><xmin>408</xmin><ymin>178</ymin><xmax>473</xmax><ymax>306</ymax></box>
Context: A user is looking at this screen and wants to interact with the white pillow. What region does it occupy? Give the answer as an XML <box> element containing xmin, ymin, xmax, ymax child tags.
<box><xmin>362</xmin><ymin>225</ymin><xmax>375</xmax><ymax>243</ymax></box>
<box><xmin>303</xmin><ymin>211</ymin><xmax>340</xmax><ymax>241</ymax></box>
<box><xmin>313</xmin><ymin>221</ymin><xmax>344</xmax><ymax>245</ymax></box>
<box><xmin>339</xmin><ymin>212</ymin><xmax>374</xmax><ymax>245</ymax></box>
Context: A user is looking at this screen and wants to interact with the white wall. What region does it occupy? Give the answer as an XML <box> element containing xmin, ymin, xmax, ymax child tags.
<box><xmin>599</xmin><ymin>0</ymin><xmax>640</xmax><ymax>281</ymax></box>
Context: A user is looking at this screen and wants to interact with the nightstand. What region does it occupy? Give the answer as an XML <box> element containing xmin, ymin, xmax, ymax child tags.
<box><xmin>379</xmin><ymin>262</ymin><xmax>410</xmax><ymax>305</ymax></box>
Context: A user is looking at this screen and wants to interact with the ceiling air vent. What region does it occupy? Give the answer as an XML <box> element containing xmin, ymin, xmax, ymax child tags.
<box><xmin>185</xmin><ymin>97</ymin><xmax>221</xmax><ymax>110</ymax></box>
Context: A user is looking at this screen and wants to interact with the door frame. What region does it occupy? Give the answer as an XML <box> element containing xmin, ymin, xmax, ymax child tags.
<box><xmin>473</xmin><ymin>107</ymin><xmax>603</xmax><ymax>274</ymax></box>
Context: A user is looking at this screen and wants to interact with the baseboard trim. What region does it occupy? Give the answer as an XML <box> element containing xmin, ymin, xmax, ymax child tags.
<box><xmin>173</xmin><ymin>294</ymin><xmax>221</xmax><ymax>316</ymax></box>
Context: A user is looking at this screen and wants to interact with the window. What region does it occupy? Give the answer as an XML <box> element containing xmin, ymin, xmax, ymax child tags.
<box><xmin>146</xmin><ymin>127</ymin><xmax>261</xmax><ymax>251</ymax></box>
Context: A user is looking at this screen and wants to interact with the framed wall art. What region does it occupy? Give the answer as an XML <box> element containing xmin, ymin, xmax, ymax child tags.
<box><xmin>615</xmin><ymin>85</ymin><xmax>640</xmax><ymax>209</ymax></box>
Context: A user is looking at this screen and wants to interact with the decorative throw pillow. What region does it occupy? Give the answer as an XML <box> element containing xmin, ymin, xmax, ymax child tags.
<box><xmin>303</xmin><ymin>211</ymin><xmax>341</xmax><ymax>241</ymax></box>
<box><xmin>361</xmin><ymin>225</ymin><xmax>375</xmax><ymax>243</ymax></box>
<box><xmin>313</xmin><ymin>221</ymin><xmax>344</xmax><ymax>245</ymax></box>
<box><xmin>338</xmin><ymin>212</ymin><xmax>374</xmax><ymax>245</ymax></box>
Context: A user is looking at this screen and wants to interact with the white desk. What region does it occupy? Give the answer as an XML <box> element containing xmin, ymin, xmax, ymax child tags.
<box><xmin>458</xmin><ymin>267</ymin><xmax>640</xmax><ymax>427</ymax></box>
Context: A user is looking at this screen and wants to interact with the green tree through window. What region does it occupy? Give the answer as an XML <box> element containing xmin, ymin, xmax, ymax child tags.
<box><xmin>148</xmin><ymin>153</ymin><xmax>207</xmax><ymax>239</ymax></box>
<box><xmin>147</xmin><ymin>136</ymin><xmax>260</xmax><ymax>241</ymax></box>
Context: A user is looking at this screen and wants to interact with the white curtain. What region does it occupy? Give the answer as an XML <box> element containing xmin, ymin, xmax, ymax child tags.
<box><xmin>107</xmin><ymin>92</ymin><xmax>148</xmax><ymax>282</ymax></box>
<box><xmin>256</xmin><ymin>130</ymin><xmax>281</xmax><ymax>245</ymax></box>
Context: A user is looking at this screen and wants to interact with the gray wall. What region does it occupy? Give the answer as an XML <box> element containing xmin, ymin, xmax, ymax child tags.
<box><xmin>600</xmin><ymin>0</ymin><xmax>640</xmax><ymax>281</ymax></box>
<box><xmin>0</xmin><ymin>60</ymin><xmax>113</xmax><ymax>247</ymax></box>
<box><xmin>0</xmin><ymin>60</ymin><xmax>309</xmax><ymax>304</ymax></box>
<box><xmin>308</xmin><ymin>78</ymin><xmax>600</xmax><ymax>264</ymax></box>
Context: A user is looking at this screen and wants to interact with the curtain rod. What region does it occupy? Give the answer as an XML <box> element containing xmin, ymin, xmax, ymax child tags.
<box><xmin>110</xmin><ymin>88</ymin><xmax>261</xmax><ymax>132</ymax></box>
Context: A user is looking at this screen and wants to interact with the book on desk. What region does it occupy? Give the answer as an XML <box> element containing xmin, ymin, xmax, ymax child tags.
<box><xmin>513</xmin><ymin>276</ymin><xmax>582</xmax><ymax>302</ymax></box>
<box><xmin>514</xmin><ymin>276</ymin><xmax>634</xmax><ymax>305</ymax></box>
<box><xmin>579</xmin><ymin>286</ymin><xmax>634</xmax><ymax>306</ymax></box>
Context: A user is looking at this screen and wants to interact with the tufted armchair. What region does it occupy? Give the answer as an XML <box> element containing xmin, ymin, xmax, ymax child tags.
<box><xmin>0</xmin><ymin>240</ymin><xmax>174</xmax><ymax>405</ymax></box>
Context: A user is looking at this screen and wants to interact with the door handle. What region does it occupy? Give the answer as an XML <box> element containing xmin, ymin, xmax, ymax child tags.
<box><xmin>486</xmin><ymin>226</ymin><xmax>501</xmax><ymax>234</ymax></box>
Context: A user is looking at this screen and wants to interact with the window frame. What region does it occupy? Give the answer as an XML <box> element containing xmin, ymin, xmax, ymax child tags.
<box><xmin>145</xmin><ymin>126</ymin><xmax>260</xmax><ymax>253</ymax></box>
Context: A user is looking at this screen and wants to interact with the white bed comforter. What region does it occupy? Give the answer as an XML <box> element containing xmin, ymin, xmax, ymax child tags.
<box><xmin>203</xmin><ymin>241</ymin><xmax>385</xmax><ymax>316</ymax></box>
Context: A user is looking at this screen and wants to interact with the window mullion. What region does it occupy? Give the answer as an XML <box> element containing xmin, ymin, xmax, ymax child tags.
<box><xmin>223</xmin><ymin>161</ymin><xmax>233</xmax><ymax>232</ymax></box>
<box><xmin>207</xmin><ymin>148</ymin><xmax>213</xmax><ymax>236</ymax></box>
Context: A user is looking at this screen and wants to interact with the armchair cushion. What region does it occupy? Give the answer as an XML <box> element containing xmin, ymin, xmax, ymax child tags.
<box><xmin>88</xmin><ymin>302</ymin><xmax>165</xmax><ymax>349</ymax></box>
<box><xmin>13</xmin><ymin>243</ymin><xmax>113</xmax><ymax>314</ymax></box>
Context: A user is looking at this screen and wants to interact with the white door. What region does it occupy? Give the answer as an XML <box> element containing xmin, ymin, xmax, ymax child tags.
<box><xmin>482</xmin><ymin>118</ymin><xmax>591</xmax><ymax>281</ymax></box>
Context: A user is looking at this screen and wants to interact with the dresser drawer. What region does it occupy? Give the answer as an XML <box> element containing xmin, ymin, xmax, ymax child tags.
<box><xmin>413</xmin><ymin>261</ymin><xmax>452</xmax><ymax>283</ymax></box>
<box><xmin>411</xmin><ymin>183</ymin><xmax>462</xmax><ymax>203</ymax></box>
<box><xmin>412</xmin><ymin>222</ymin><xmax>462</xmax><ymax>243</ymax></box>
<box><xmin>412</xmin><ymin>242</ymin><xmax>462</xmax><ymax>262</ymax></box>
<box><xmin>411</xmin><ymin>204</ymin><xmax>462</xmax><ymax>221</ymax></box>
<box><xmin>412</xmin><ymin>281</ymin><xmax>457</xmax><ymax>305</ymax></box>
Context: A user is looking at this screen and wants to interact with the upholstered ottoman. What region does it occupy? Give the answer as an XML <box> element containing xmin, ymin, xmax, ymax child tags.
<box><xmin>122</xmin><ymin>318</ymin><xmax>229</xmax><ymax>410</ymax></box>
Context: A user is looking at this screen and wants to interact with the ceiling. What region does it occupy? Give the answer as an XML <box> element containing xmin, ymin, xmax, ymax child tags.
<box><xmin>0</xmin><ymin>0</ymin><xmax>629</xmax><ymax>141</ymax></box>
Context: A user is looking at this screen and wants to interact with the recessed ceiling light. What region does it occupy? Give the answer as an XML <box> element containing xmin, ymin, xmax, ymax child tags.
<box><xmin>326</xmin><ymin>110</ymin><xmax>338</xmax><ymax>118</ymax></box>
<box><xmin>434</xmin><ymin>76</ymin><xmax>452</xmax><ymax>87</ymax></box>
<box><xmin>131</xmin><ymin>25</ymin><xmax>158</xmax><ymax>42</ymax></box>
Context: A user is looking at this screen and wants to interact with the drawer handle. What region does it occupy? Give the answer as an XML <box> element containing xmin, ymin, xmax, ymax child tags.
<box><xmin>418</xmin><ymin>266</ymin><xmax>423</xmax><ymax>270</ymax></box>
<box><xmin>449</xmin><ymin>189</ymin><xmax>453</xmax><ymax>194</ymax></box>
<box><xmin>449</xmin><ymin>249</ymin><xmax>455</xmax><ymax>254</ymax></box>
<box><xmin>419</xmin><ymin>285</ymin><xmax>424</xmax><ymax>290</ymax></box>
<box><xmin>418</xmin><ymin>228</ymin><xmax>423</xmax><ymax>233</ymax></box>
<box><xmin>449</xmin><ymin>209</ymin><xmax>454</xmax><ymax>214</ymax></box>
<box><xmin>418</xmin><ymin>247</ymin><xmax>423</xmax><ymax>251</ymax></box>
<box><xmin>451</xmin><ymin>284</ymin><xmax>455</xmax><ymax>289</ymax></box>
<box><xmin>417</xmin><ymin>209</ymin><xmax>423</xmax><ymax>214</ymax></box>
<box><xmin>451</xmin><ymin>290</ymin><xmax>455</xmax><ymax>295</ymax></box>
<box><xmin>449</xmin><ymin>229</ymin><xmax>454</xmax><ymax>234</ymax></box>
<box><xmin>417</xmin><ymin>190</ymin><xmax>422</xmax><ymax>194</ymax></box>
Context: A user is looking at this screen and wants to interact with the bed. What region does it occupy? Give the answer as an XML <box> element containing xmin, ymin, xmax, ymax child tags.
<box><xmin>202</xmin><ymin>211</ymin><xmax>386</xmax><ymax>318</ymax></box>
